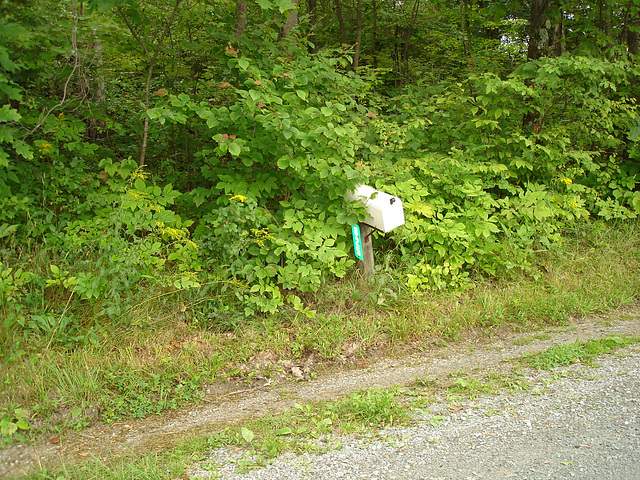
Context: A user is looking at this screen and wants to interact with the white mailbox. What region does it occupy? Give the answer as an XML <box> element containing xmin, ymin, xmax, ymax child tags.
<box><xmin>346</xmin><ymin>185</ymin><xmax>405</xmax><ymax>233</ymax></box>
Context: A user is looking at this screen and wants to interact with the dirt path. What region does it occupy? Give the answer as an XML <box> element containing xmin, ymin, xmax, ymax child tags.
<box><xmin>2</xmin><ymin>307</ymin><xmax>639</xmax><ymax>479</ymax></box>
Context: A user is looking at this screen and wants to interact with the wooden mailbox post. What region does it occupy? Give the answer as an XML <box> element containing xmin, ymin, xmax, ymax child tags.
<box><xmin>347</xmin><ymin>185</ymin><xmax>405</xmax><ymax>277</ymax></box>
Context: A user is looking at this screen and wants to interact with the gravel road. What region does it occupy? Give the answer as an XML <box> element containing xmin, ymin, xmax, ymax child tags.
<box><xmin>2</xmin><ymin>313</ymin><xmax>639</xmax><ymax>479</ymax></box>
<box><xmin>189</xmin><ymin>344</ymin><xmax>640</xmax><ymax>480</ymax></box>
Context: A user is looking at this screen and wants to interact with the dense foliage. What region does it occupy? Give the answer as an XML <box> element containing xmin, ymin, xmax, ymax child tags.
<box><xmin>2</xmin><ymin>0</ymin><xmax>640</xmax><ymax>344</ymax></box>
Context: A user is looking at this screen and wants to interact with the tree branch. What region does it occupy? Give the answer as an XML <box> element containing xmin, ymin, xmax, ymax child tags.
<box><xmin>25</xmin><ymin>0</ymin><xmax>80</xmax><ymax>137</ymax></box>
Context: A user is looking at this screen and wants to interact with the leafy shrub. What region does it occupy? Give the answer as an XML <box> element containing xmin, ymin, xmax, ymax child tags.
<box><xmin>1</xmin><ymin>158</ymin><xmax>202</xmax><ymax>346</ymax></box>
<box><xmin>361</xmin><ymin>54</ymin><xmax>639</xmax><ymax>290</ymax></box>
<box><xmin>148</xmin><ymin>49</ymin><xmax>373</xmax><ymax>314</ymax></box>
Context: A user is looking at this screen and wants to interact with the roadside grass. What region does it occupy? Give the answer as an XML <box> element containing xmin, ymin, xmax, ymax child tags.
<box><xmin>18</xmin><ymin>334</ymin><xmax>640</xmax><ymax>480</ymax></box>
<box><xmin>21</xmin><ymin>388</ymin><xmax>409</xmax><ymax>479</ymax></box>
<box><xmin>23</xmin><ymin>454</ymin><xmax>179</xmax><ymax>480</ymax></box>
<box><xmin>513</xmin><ymin>333</ymin><xmax>551</xmax><ymax>346</ymax></box>
<box><xmin>519</xmin><ymin>335</ymin><xmax>640</xmax><ymax>370</ymax></box>
<box><xmin>1</xmin><ymin>220</ymin><xmax>640</xmax><ymax>457</ymax></box>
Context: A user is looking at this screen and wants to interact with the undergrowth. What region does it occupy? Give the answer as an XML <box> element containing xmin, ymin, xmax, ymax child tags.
<box><xmin>0</xmin><ymin>219</ymin><xmax>639</xmax><ymax>451</ymax></box>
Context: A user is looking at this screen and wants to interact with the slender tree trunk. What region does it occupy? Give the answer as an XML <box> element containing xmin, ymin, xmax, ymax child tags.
<box><xmin>352</xmin><ymin>0</ymin><xmax>363</xmax><ymax>70</ymax></box>
<box><xmin>552</xmin><ymin>18</ymin><xmax>565</xmax><ymax>56</ymax></box>
<box><xmin>459</xmin><ymin>0</ymin><xmax>470</xmax><ymax>60</ymax></box>
<box><xmin>334</xmin><ymin>0</ymin><xmax>346</xmax><ymax>45</ymax></box>
<box><xmin>629</xmin><ymin>25</ymin><xmax>639</xmax><ymax>55</ymax></box>
<box><xmin>598</xmin><ymin>0</ymin><xmax>612</xmax><ymax>53</ymax></box>
<box><xmin>400</xmin><ymin>0</ymin><xmax>420</xmax><ymax>81</ymax></box>
<box><xmin>393</xmin><ymin>26</ymin><xmax>401</xmax><ymax>88</ymax></box>
<box><xmin>371</xmin><ymin>0</ymin><xmax>378</xmax><ymax>68</ymax></box>
<box><xmin>308</xmin><ymin>0</ymin><xmax>318</xmax><ymax>52</ymax></box>
<box><xmin>624</xmin><ymin>2</ymin><xmax>639</xmax><ymax>55</ymax></box>
<box><xmin>234</xmin><ymin>0</ymin><xmax>248</xmax><ymax>38</ymax></box>
<box><xmin>117</xmin><ymin>0</ymin><xmax>183</xmax><ymax>166</ymax></box>
<box><xmin>280</xmin><ymin>0</ymin><xmax>299</xmax><ymax>39</ymax></box>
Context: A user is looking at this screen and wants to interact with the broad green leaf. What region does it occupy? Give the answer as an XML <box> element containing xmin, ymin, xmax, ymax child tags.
<box><xmin>277</xmin><ymin>156</ymin><xmax>289</xmax><ymax>169</ymax></box>
<box><xmin>134</xmin><ymin>178</ymin><xmax>146</xmax><ymax>191</ymax></box>
<box><xmin>228</xmin><ymin>142</ymin><xmax>241</xmax><ymax>157</ymax></box>
<box><xmin>13</xmin><ymin>141</ymin><xmax>33</xmax><ymax>160</ymax></box>
<box><xmin>0</xmin><ymin>105</ymin><xmax>20</xmax><ymax>123</ymax></box>
<box><xmin>275</xmin><ymin>0</ymin><xmax>296</xmax><ymax>13</ymax></box>
<box><xmin>296</xmin><ymin>90</ymin><xmax>308</xmax><ymax>100</ymax></box>
<box><xmin>241</xmin><ymin>427</ymin><xmax>255</xmax><ymax>444</ymax></box>
<box><xmin>238</xmin><ymin>58</ymin><xmax>250</xmax><ymax>70</ymax></box>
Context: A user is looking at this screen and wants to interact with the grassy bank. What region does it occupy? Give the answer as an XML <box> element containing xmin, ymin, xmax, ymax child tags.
<box><xmin>1</xmin><ymin>220</ymin><xmax>639</xmax><ymax>449</ymax></box>
<box><xmin>20</xmin><ymin>333</ymin><xmax>640</xmax><ymax>480</ymax></box>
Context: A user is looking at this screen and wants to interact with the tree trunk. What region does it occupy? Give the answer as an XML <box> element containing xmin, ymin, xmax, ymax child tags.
<box><xmin>629</xmin><ymin>26</ymin><xmax>639</xmax><ymax>55</ymax></box>
<box><xmin>552</xmin><ymin>16</ymin><xmax>565</xmax><ymax>57</ymax></box>
<box><xmin>527</xmin><ymin>0</ymin><xmax>551</xmax><ymax>61</ymax></box>
<box><xmin>371</xmin><ymin>0</ymin><xmax>378</xmax><ymax>68</ymax></box>
<box><xmin>308</xmin><ymin>0</ymin><xmax>318</xmax><ymax>52</ymax></box>
<box><xmin>393</xmin><ymin>26</ymin><xmax>401</xmax><ymax>88</ymax></box>
<box><xmin>280</xmin><ymin>0</ymin><xmax>299</xmax><ymax>39</ymax></box>
<box><xmin>117</xmin><ymin>0</ymin><xmax>184</xmax><ymax>166</ymax></box>
<box><xmin>624</xmin><ymin>2</ymin><xmax>639</xmax><ymax>55</ymax></box>
<box><xmin>352</xmin><ymin>0</ymin><xmax>363</xmax><ymax>70</ymax></box>
<box><xmin>234</xmin><ymin>0</ymin><xmax>248</xmax><ymax>38</ymax></box>
<box><xmin>333</xmin><ymin>0</ymin><xmax>346</xmax><ymax>45</ymax></box>
<box><xmin>524</xmin><ymin>0</ymin><xmax>552</xmax><ymax>131</ymax></box>
<box><xmin>400</xmin><ymin>0</ymin><xmax>420</xmax><ymax>82</ymax></box>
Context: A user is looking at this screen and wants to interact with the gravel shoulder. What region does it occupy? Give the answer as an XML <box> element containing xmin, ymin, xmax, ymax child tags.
<box><xmin>2</xmin><ymin>307</ymin><xmax>640</xmax><ymax>479</ymax></box>
<box><xmin>192</xmin><ymin>343</ymin><xmax>640</xmax><ymax>480</ymax></box>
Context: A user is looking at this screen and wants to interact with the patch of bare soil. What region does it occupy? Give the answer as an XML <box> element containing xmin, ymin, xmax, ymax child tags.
<box><xmin>2</xmin><ymin>306</ymin><xmax>639</xmax><ymax>479</ymax></box>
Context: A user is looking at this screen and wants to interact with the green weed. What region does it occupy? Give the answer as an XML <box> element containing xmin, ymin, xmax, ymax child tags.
<box><xmin>22</xmin><ymin>454</ymin><xmax>179</xmax><ymax>480</ymax></box>
<box><xmin>513</xmin><ymin>333</ymin><xmax>552</xmax><ymax>346</ymax></box>
<box><xmin>520</xmin><ymin>335</ymin><xmax>640</xmax><ymax>370</ymax></box>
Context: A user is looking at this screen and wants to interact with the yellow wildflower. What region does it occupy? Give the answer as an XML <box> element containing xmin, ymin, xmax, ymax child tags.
<box><xmin>38</xmin><ymin>142</ymin><xmax>53</xmax><ymax>154</ymax></box>
<box><xmin>250</xmin><ymin>227</ymin><xmax>273</xmax><ymax>247</ymax></box>
<box><xmin>230</xmin><ymin>194</ymin><xmax>247</xmax><ymax>202</ymax></box>
<box><xmin>126</xmin><ymin>190</ymin><xmax>144</xmax><ymax>200</ymax></box>
<box><xmin>130</xmin><ymin>167</ymin><xmax>149</xmax><ymax>181</ymax></box>
<box><xmin>560</xmin><ymin>177</ymin><xmax>572</xmax><ymax>185</ymax></box>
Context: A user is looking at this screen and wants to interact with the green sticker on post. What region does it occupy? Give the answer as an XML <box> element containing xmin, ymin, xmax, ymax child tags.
<box><xmin>352</xmin><ymin>224</ymin><xmax>363</xmax><ymax>260</ymax></box>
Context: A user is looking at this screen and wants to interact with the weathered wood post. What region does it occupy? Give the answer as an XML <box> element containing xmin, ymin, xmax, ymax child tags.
<box><xmin>358</xmin><ymin>223</ymin><xmax>375</xmax><ymax>276</ymax></box>
<box><xmin>347</xmin><ymin>185</ymin><xmax>405</xmax><ymax>279</ymax></box>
